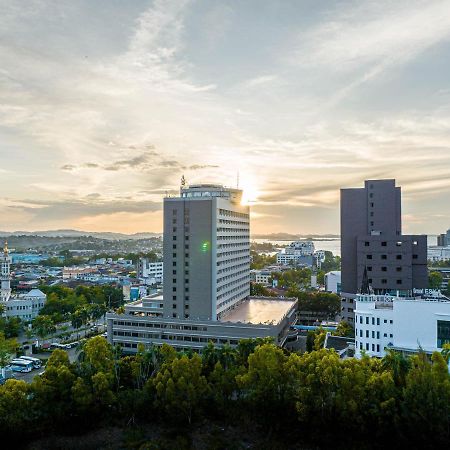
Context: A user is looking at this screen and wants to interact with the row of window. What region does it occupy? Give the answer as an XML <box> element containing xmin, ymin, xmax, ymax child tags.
<box><xmin>359</xmin><ymin>342</ymin><xmax>381</xmax><ymax>352</ymax></box>
<box><xmin>217</xmin><ymin>255</ymin><xmax>250</xmax><ymax>267</ymax></box>
<box><xmin>114</xmin><ymin>334</ymin><xmax>240</xmax><ymax>346</ymax></box>
<box><xmin>217</xmin><ymin>282</ymin><xmax>249</xmax><ymax>302</ymax></box>
<box><xmin>218</xmin><ymin>209</ymin><xmax>249</xmax><ymax>219</ymax></box>
<box><xmin>357</xmin><ymin>315</ymin><xmax>393</xmax><ymax>325</ymax></box>
<box><xmin>356</xmin><ymin>329</ymin><xmax>393</xmax><ymax>339</ymax></box>
<box><xmin>217</xmin><ymin>274</ymin><xmax>249</xmax><ymax>292</ymax></box>
<box><xmin>217</xmin><ymin>249</ymin><xmax>249</xmax><ymax>259</ymax></box>
<box><xmin>217</xmin><ymin>268</ymin><xmax>249</xmax><ymax>285</ymax></box>
<box><xmin>217</xmin><ymin>261</ymin><xmax>249</xmax><ymax>275</ymax></box>
<box><xmin>364</xmin><ymin>241</ymin><xmax>418</xmax><ymax>247</ymax></box>
<box><xmin>113</xmin><ymin>320</ymin><xmax>208</xmax><ymax>331</ymax></box>
<box><xmin>366</xmin><ymin>254</ymin><xmax>419</xmax><ymax>260</ymax></box>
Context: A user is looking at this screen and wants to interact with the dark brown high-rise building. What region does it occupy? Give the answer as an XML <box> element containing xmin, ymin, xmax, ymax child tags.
<box><xmin>340</xmin><ymin>179</ymin><xmax>427</xmax><ymax>323</ymax></box>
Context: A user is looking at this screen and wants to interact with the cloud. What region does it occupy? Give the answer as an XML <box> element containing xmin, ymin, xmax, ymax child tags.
<box><xmin>6</xmin><ymin>194</ymin><xmax>161</xmax><ymax>221</ymax></box>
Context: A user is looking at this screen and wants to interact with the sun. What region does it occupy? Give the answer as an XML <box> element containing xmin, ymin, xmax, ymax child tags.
<box><xmin>240</xmin><ymin>178</ymin><xmax>259</xmax><ymax>205</ymax></box>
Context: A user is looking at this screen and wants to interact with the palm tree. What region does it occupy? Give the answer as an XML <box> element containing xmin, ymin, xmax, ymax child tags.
<box><xmin>382</xmin><ymin>349</ymin><xmax>410</xmax><ymax>387</ymax></box>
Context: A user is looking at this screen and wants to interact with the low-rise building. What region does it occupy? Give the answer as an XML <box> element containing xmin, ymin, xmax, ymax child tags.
<box><xmin>106</xmin><ymin>294</ymin><xmax>297</xmax><ymax>352</ymax></box>
<box><xmin>427</xmin><ymin>246</ymin><xmax>450</xmax><ymax>262</ymax></box>
<box><xmin>1</xmin><ymin>243</ymin><xmax>46</xmax><ymax>320</ymax></box>
<box><xmin>137</xmin><ymin>259</ymin><xmax>163</xmax><ymax>284</ymax></box>
<box><xmin>250</xmin><ymin>269</ymin><xmax>271</xmax><ymax>285</ymax></box>
<box><xmin>354</xmin><ymin>291</ymin><xmax>450</xmax><ymax>358</ymax></box>
<box><xmin>325</xmin><ymin>271</ymin><xmax>341</xmax><ymax>293</ymax></box>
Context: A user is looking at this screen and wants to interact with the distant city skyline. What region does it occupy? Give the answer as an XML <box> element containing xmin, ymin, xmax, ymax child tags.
<box><xmin>1</xmin><ymin>1</ymin><xmax>450</xmax><ymax>234</ymax></box>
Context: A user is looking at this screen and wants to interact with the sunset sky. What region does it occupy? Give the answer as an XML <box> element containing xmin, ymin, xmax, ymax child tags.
<box><xmin>1</xmin><ymin>0</ymin><xmax>450</xmax><ymax>235</ymax></box>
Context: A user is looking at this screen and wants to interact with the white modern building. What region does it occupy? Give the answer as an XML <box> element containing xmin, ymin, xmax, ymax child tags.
<box><xmin>428</xmin><ymin>246</ymin><xmax>450</xmax><ymax>262</ymax></box>
<box><xmin>276</xmin><ymin>241</ymin><xmax>315</xmax><ymax>266</ymax></box>
<box><xmin>137</xmin><ymin>259</ymin><xmax>163</xmax><ymax>284</ymax></box>
<box><xmin>250</xmin><ymin>269</ymin><xmax>271</xmax><ymax>285</ymax></box>
<box><xmin>1</xmin><ymin>242</ymin><xmax>46</xmax><ymax>321</ymax></box>
<box><xmin>355</xmin><ymin>291</ymin><xmax>450</xmax><ymax>358</ymax></box>
<box><xmin>325</xmin><ymin>271</ymin><xmax>341</xmax><ymax>293</ymax></box>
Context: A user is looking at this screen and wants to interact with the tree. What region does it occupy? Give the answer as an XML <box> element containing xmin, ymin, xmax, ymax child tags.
<box><xmin>153</xmin><ymin>353</ymin><xmax>209</xmax><ymax>424</ymax></box>
<box><xmin>237</xmin><ymin>343</ymin><xmax>290</xmax><ymax>427</ymax></box>
<box><xmin>428</xmin><ymin>271</ymin><xmax>443</xmax><ymax>289</ymax></box>
<box><xmin>334</xmin><ymin>321</ymin><xmax>354</xmax><ymax>337</ymax></box>
<box><xmin>0</xmin><ymin>332</ymin><xmax>17</xmax><ymax>369</ymax></box>
<box><xmin>33</xmin><ymin>315</ymin><xmax>56</xmax><ymax>343</ymax></box>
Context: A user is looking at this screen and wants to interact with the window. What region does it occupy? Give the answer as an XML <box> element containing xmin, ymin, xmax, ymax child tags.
<box><xmin>389</xmin><ymin>320</ymin><xmax>393</xmax><ymax>324</ymax></box>
<box><xmin>185</xmin><ymin>244</ymin><xmax>189</xmax><ymax>249</ymax></box>
<box><xmin>384</xmin><ymin>319</ymin><xmax>387</xmax><ymax>323</ymax></box>
<box><xmin>369</xmin><ymin>193</ymin><xmax>373</xmax><ymax>198</ymax></box>
<box><xmin>172</xmin><ymin>313</ymin><xmax>177</xmax><ymax>318</ymax></box>
<box><xmin>185</xmin><ymin>287</ymin><xmax>189</xmax><ymax>292</ymax></box>
<box><xmin>360</xmin><ymin>329</ymin><xmax>363</xmax><ymax>337</ymax></box>
<box><xmin>370</xmin><ymin>202</ymin><xmax>374</xmax><ymax>207</ymax></box>
<box><xmin>389</xmin><ymin>333</ymin><xmax>393</xmax><ymax>338</ymax></box>
<box><xmin>185</xmin><ymin>262</ymin><xmax>189</xmax><ymax>267</ymax></box>
<box><xmin>396</xmin><ymin>241</ymin><xmax>402</xmax><ymax>246</ymax></box>
<box><xmin>382</xmin><ymin>279</ymin><xmax>387</xmax><ymax>284</ymax></box>
<box><xmin>437</xmin><ymin>320</ymin><xmax>450</xmax><ymax>347</ymax></box>
<box><xmin>185</xmin><ymin>296</ymin><xmax>189</xmax><ymax>301</ymax></box>
<box><xmin>173</xmin><ymin>236</ymin><xmax>177</xmax><ymax>241</ymax></box>
<box><xmin>172</xmin><ymin>295</ymin><xmax>176</xmax><ymax>300</ymax></box>
<box><xmin>396</xmin><ymin>267</ymin><xmax>402</xmax><ymax>272</ymax></box>
<box><xmin>372</xmin><ymin>331</ymin><xmax>375</xmax><ymax>338</ymax></box>
<box><xmin>172</xmin><ymin>253</ymin><xmax>176</xmax><ymax>258</ymax></box>
<box><xmin>381</xmin><ymin>254</ymin><xmax>387</xmax><ymax>260</ymax></box>
<box><xmin>173</xmin><ymin>262</ymin><xmax>176</xmax><ymax>267</ymax></box>
<box><xmin>382</xmin><ymin>267</ymin><xmax>387</xmax><ymax>272</ymax></box>
<box><xmin>172</xmin><ymin>287</ymin><xmax>176</xmax><ymax>292</ymax></box>
<box><xmin>372</xmin><ymin>344</ymin><xmax>375</xmax><ymax>351</ymax></box>
<box><xmin>381</xmin><ymin>241</ymin><xmax>387</xmax><ymax>246</ymax></box>
<box><xmin>396</xmin><ymin>255</ymin><xmax>402</xmax><ymax>260</ymax></box>
<box><xmin>185</xmin><ymin>253</ymin><xmax>189</xmax><ymax>258</ymax></box>
<box><xmin>367</xmin><ymin>266</ymin><xmax>372</xmax><ymax>271</ymax></box>
<box><xmin>172</xmin><ymin>278</ymin><xmax>176</xmax><ymax>283</ymax></box>
<box><xmin>366</xmin><ymin>330</ymin><xmax>369</xmax><ymax>337</ymax></box>
<box><xmin>366</xmin><ymin>317</ymin><xmax>369</xmax><ymax>324</ymax></box>
<box><xmin>384</xmin><ymin>333</ymin><xmax>387</xmax><ymax>337</ymax></box>
<box><xmin>370</xmin><ymin>212</ymin><xmax>374</xmax><ymax>217</ymax></box>
<box><xmin>185</xmin><ymin>235</ymin><xmax>189</xmax><ymax>240</ymax></box>
<box><xmin>185</xmin><ymin>304</ymin><xmax>189</xmax><ymax>309</ymax></box>
<box><xmin>413</xmin><ymin>254</ymin><xmax>418</xmax><ymax>259</ymax></box>
<box><xmin>173</xmin><ymin>209</ymin><xmax>177</xmax><ymax>215</ymax></box>
<box><xmin>360</xmin><ymin>316</ymin><xmax>363</xmax><ymax>324</ymax></box>
<box><xmin>172</xmin><ymin>270</ymin><xmax>176</xmax><ymax>275</ymax></box>
<box><xmin>172</xmin><ymin>218</ymin><xmax>177</xmax><ymax>224</ymax></box>
<box><xmin>413</xmin><ymin>241</ymin><xmax>418</xmax><ymax>245</ymax></box>
<box><xmin>370</xmin><ymin>221</ymin><xmax>374</xmax><ymax>226</ymax></box>
<box><xmin>368</xmin><ymin>278</ymin><xmax>373</xmax><ymax>283</ymax></box>
<box><xmin>365</xmin><ymin>241</ymin><xmax>370</xmax><ymax>247</ymax></box>
<box><xmin>185</xmin><ymin>279</ymin><xmax>189</xmax><ymax>284</ymax></box>
<box><xmin>376</xmin><ymin>344</ymin><xmax>380</xmax><ymax>352</ymax></box>
<box><xmin>377</xmin><ymin>318</ymin><xmax>380</xmax><ymax>325</ymax></box>
<box><xmin>377</xmin><ymin>331</ymin><xmax>380</xmax><ymax>339</ymax></box>
<box><xmin>173</xmin><ymin>227</ymin><xmax>177</xmax><ymax>232</ymax></box>
<box><xmin>366</xmin><ymin>343</ymin><xmax>369</xmax><ymax>350</ymax></box>
<box><xmin>366</xmin><ymin>255</ymin><xmax>372</xmax><ymax>260</ymax></box>
<box><xmin>172</xmin><ymin>304</ymin><xmax>176</xmax><ymax>309</ymax></box>
<box><xmin>372</xmin><ymin>317</ymin><xmax>375</xmax><ymax>325</ymax></box>
<box><xmin>396</xmin><ymin>280</ymin><xmax>402</xmax><ymax>285</ymax></box>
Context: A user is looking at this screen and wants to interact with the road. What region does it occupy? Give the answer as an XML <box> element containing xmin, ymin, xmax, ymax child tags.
<box><xmin>9</xmin><ymin>331</ymin><xmax>107</xmax><ymax>384</ymax></box>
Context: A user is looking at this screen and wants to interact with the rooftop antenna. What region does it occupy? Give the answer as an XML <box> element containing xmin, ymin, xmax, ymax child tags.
<box><xmin>181</xmin><ymin>174</ymin><xmax>186</xmax><ymax>188</ymax></box>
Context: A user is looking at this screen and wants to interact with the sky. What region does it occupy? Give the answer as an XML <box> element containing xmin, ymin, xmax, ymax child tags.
<box><xmin>1</xmin><ymin>0</ymin><xmax>450</xmax><ymax>235</ymax></box>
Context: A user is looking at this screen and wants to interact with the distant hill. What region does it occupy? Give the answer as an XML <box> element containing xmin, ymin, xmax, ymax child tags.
<box><xmin>252</xmin><ymin>233</ymin><xmax>340</xmax><ymax>240</ymax></box>
<box><xmin>0</xmin><ymin>229</ymin><xmax>161</xmax><ymax>240</ymax></box>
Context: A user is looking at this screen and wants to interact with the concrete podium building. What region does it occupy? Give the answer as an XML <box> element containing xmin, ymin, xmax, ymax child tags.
<box><xmin>107</xmin><ymin>184</ymin><xmax>297</xmax><ymax>352</ymax></box>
